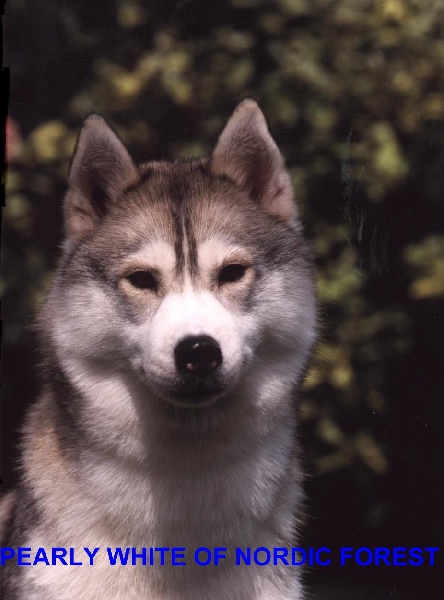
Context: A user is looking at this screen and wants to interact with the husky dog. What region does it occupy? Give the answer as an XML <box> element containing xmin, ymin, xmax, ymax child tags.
<box><xmin>0</xmin><ymin>100</ymin><xmax>316</xmax><ymax>599</ymax></box>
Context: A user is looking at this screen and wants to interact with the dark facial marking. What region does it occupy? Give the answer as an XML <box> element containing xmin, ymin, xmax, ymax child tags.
<box><xmin>184</xmin><ymin>202</ymin><xmax>198</xmax><ymax>279</ymax></box>
<box><xmin>86</xmin><ymin>256</ymin><xmax>109</xmax><ymax>285</ymax></box>
<box><xmin>162</xmin><ymin>174</ymin><xmax>186</xmax><ymax>276</ymax></box>
<box><xmin>162</xmin><ymin>171</ymin><xmax>201</xmax><ymax>279</ymax></box>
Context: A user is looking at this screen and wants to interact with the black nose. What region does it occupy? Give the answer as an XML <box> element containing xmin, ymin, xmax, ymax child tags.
<box><xmin>175</xmin><ymin>335</ymin><xmax>223</xmax><ymax>376</ymax></box>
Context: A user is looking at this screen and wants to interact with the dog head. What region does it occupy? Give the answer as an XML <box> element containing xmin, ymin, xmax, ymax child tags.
<box><xmin>46</xmin><ymin>101</ymin><xmax>316</xmax><ymax>409</ymax></box>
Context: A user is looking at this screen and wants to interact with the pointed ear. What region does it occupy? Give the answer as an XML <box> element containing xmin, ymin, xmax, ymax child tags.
<box><xmin>211</xmin><ymin>99</ymin><xmax>296</xmax><ymax>225</ymax></box>
<box><xmin>65</xmin><ymin>115</ymin><xmax>138</xmax><ymax>243</ymax></box>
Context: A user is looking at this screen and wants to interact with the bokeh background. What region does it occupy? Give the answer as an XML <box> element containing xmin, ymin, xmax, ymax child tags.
<box><xmin>2</xmin><ymin>1</ymin><xmax>444</xmax><ymax>597</ymax></box>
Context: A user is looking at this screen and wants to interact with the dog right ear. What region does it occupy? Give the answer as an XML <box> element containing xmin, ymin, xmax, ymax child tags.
<box><xmin>65</xmin><ymin>115</ymin><xmax>138</xmax><ymax>244</ymax></box>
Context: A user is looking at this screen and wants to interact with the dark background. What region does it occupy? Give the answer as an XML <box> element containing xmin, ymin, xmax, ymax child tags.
<box><xmin>2</xmin><ymin>1</ymin><xmax>444</xmax><ymax>597</ymax></box>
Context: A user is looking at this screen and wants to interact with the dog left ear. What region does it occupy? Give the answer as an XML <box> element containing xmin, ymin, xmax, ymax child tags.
<box><xmin>211</xmin><ymin>99</ymin><xmax>296</xmax><ymax>225</ymax></box>
<box><xmin>65</xmin><ymin>115</ymin><xmax>138</xmax><ymax>244</ymax></box>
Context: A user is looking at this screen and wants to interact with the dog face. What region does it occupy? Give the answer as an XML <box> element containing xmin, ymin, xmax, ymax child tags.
<box><xmin>45</xmin><ymin>101</ymin><xmax>315</xmax><ymax>410</ymax></box>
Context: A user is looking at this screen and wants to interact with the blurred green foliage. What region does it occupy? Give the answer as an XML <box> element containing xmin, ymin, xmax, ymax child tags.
<box><xmin>3</xmin><ymin>0</ymin><xmax>444</xmax><ymax>573</ymax></box>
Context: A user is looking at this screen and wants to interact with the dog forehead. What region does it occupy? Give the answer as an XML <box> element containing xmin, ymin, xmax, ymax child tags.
<box><xmin>114</xmin><ymin>167</ymin><xmax>258</xmax><ymax>244</ymax></box>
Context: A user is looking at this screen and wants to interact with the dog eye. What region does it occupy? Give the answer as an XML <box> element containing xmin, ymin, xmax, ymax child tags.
<box><xmin>218</xmin><ymin>264</ymin><xmax>248</xmax><ymax>285</ymax></box>
<box><xmin>127</xmin><ymin>271</ymin><xmax>158</xmax><ymax>291</ymax></box>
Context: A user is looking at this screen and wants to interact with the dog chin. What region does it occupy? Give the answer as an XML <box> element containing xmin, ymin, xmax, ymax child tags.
<box><xmin>163</xmin><ymin>394</ymin><xmax>223</xmax><ymax>408</ymax></box>
<box><xmin>139</xmin><ymin>366</ymin><xmax>238</xmax><ymax>408</ymax></box>
<box><xmin>167</xmin><ymin>383</ymin><xmax>228</xmax><ymax>407</ymax></box>
<box><xmin>148</xmin><ymin>380</ymin><xmax>228</xmax><ymax>408</ymax></box>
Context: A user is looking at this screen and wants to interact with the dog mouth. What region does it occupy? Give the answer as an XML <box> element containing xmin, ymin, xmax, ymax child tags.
<box><xmin>167</xmin><ymin>374</ymin><xmax>227</xmax><ymax>406</ymax></box>
<box><xmin>137</xmin><ymin>362</ymin><xmax>231</xmax><ymax>407</ymax></box>
<box><xmin>143</xmin><ymin>371</ymin><xmax>230</xmax><ymax>407</ymax></box>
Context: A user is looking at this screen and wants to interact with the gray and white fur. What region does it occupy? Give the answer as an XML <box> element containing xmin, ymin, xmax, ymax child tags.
<box><xmin>0</xmin><ymin>100</ymin><xmax>316</xmax><ymax>599</ymax></box>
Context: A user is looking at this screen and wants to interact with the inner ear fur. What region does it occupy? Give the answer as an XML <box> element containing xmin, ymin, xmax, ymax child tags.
<box><xmin>65</xmin><ymin>115</ymin><xmax>138</xmax><ymax>244</ymax></box>
<box><xmin>211</xmin><ymin>99</ymin><xmax>296</xmax><ymax>225</ymax></box>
